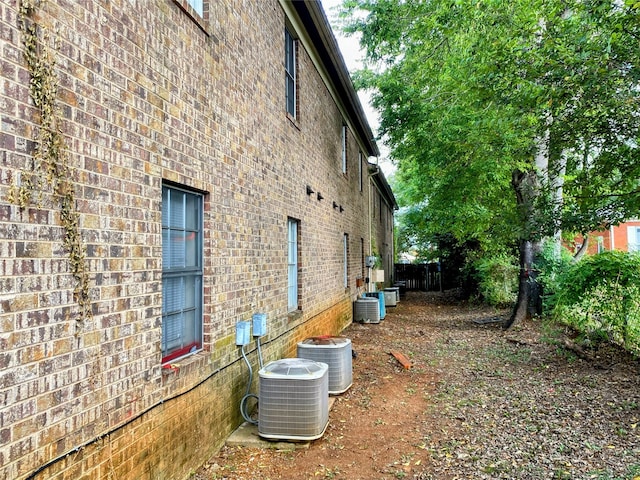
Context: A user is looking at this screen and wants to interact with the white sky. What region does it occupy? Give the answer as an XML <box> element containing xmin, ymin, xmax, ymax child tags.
<box><xmin>319</xmin><ymin>0</ymin><xmax>395</xmax><ymax>177</ymax></box>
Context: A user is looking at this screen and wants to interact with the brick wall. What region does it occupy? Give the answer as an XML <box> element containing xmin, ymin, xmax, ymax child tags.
<box><xmin>571</xmin><ymin>220</ymin><xmax>640</xmax><ymax>255</ymax></box>
<box><xmin>0</xmin><ymin>0</ymin><xmax>390</xmax><ymax>479</ymax></box>
<box><xmin>371</xmin><ymin>183</ymin><xmax>396</xmax><ymax>285</ymax></box>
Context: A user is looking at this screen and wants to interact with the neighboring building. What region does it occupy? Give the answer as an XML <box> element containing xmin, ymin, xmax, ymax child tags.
<box><xmin>0</xmin><ymin>1</ymin><xmax>396</xmax><ymax>479</ymax></box>
<box><xmin>571</xmin><ymin>220</ymin><xmax>640</xmax><ymax>255</ymax></box>
<box><xmin>369</xmin><ymin>164</ymin><xmax>398</xmax><ymax>282</ymax></box>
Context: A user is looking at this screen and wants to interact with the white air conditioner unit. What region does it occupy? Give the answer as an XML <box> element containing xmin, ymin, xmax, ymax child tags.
<box><xmin>258</xmin><ymin>358</ymin><xmax>329</xmax><ymax>441</ymax></box>
<box><xmin>297</xmin><ymin>337</ymin><xmax>352</xmax><ymax>395</ymax></box>
<box><xmin>354</xmin><ymin>297</ymin><xmax>380</xmax><ymax>324</ymax></box>
<box><xmin>383</xmin><ymin>288</ymin><xmax>397</xmax><ymax>307</ymax></box>
<box><xmin>387</xmin><ymin>286</ymin><xmax>400</xmax><ymax>303</ymax></box>
<box><xmin>364</xmin><ymin>291</ymin><xmax>386</xmax><ymax>320</ymax></box>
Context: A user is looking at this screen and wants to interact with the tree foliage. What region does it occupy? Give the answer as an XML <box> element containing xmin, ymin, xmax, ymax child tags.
<box><xmin>341</xmin><ymin>0</ymin><xmax>640</xmax><ymax>252</ymax></box>
<box><xmin>341</xmin><ymin>0</ymin><xmax>640</xmax><ymax>325</ymax></box>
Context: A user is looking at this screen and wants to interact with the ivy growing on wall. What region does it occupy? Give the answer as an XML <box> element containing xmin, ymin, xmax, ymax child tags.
<box><xmin>10</xmin><ymin>0</ymin><xmax>92</xmax><ymax>325</ymax></box>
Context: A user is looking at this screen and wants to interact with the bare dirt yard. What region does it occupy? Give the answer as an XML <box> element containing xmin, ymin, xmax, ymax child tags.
<box><xmin>196</xmin><ymin>291</ymin><xmax>640</xmax><ymax>480</ymax></box>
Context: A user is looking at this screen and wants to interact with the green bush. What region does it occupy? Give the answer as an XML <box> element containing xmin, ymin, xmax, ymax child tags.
<box><xmin>535</xmin><ymin>239</ymin><xmax>574</xmax><ymax>303</ymax></box>
<box><xmin>474</xmin><ymin>254</ymin><xmax>519</xmax><ymax>307</ymax></box>
<box><xmin>552</xmin><ymin>251</ymin><xmax>640</xmax><ymax>356</ymax></box>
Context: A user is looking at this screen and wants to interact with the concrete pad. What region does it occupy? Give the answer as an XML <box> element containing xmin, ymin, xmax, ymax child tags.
<box><xmin>226</xmin><ymin>397</ymin><xmax>337</xmax><ymax>451</ymax></box>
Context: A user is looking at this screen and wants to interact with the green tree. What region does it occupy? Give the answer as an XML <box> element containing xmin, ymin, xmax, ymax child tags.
<box><xmin>341</xmin><ymin>0</ymin><xmax>640</xmax><ymax>327</ymax></box>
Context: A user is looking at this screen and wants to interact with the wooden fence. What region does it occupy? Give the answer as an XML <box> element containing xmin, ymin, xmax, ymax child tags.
<box><xmin>394</xmin><ymin>263</ymin><xmax>443</xmax><ymax>291</ymax></box>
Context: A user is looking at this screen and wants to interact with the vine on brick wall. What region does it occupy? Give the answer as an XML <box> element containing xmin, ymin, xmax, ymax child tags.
<box><xmin>10</xmin><ymin>0</ymin><xmax>92</xmax><ymax>325</ymax></box>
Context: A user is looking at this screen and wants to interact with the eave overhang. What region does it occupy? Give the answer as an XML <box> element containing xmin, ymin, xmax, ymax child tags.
<box><xmin>283</xmin><ymin>0</ymin><xmax>380</xmax><ymax>158</ymax></box>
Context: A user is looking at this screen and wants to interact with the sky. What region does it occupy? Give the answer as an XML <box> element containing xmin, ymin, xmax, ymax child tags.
<box><xmin>319</xmin><ymin>0</ymin><xmax>395</xmax><ymax>177</ymax></box>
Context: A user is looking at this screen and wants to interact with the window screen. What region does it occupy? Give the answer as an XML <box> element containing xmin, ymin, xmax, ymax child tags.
<box><xmin>187</xmin><ymin>0</ymin><xmax>203</xmax><ymax>16</ymax></box>
<box><xmin>162</xmin><ymin>185</ymin><xmax>203</xmax><ymax>362</ymax></box>
<box><xmin>285</xmin><ymin>28</ymin><xmax>297</xmax><ymax>117</ymax></box>
<box><xmin>288</xmin><ymin>218</ymin><xmax>299</xmax><ymax>311</ymax></box>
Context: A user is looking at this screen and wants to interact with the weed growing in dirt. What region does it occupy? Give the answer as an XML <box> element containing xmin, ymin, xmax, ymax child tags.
<box><xmin>483</xmin><ymin>344</ymin><xmax>532</xmax><ymax>363</ymax></box>
<box><xmin>588</xmin><ymin>463</ymin><xmax>640</xmax><ymax>479</ymax></box>
<box><xmin>358</xmin><ymin>392</ymin><xmax>372</xmax><ymax>409</ymax></box>
<box><xmin>555</xmin><ymin>346</ymin><xmax>578</xmax><ymax>363</ymax></box>
<box><xmin>317</xmin><ymin>465</ymin><xmax>341</xmax><ymax>478</ymax></box>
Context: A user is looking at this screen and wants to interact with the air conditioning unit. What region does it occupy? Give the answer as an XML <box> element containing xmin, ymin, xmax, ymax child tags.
<box><xmin>258</xmin><ymin>358</ymin><xmax>329</xmax><ymax>441</ymax></box>
<box><xmin>383</xmin><ymin>288</ymin><xmax>397</xmax><ymax>307</ymax></box>
<box><xmin>393</xmin><ymin>282</ymin><xmax>407</xmax><ymax>299</ymax></box>
<box><xmin>354</xmin><ymin>297</ymin><xmax>380</xmax><ymax>324</ymax></box>
<box><xmin>297</xmin><ymin>336</ymin><xmax>352</xmax><ymax>395</ymax></box>
<box><xmin>387</xmin><ymin>286</ymin><xmax>400</xmax><ymax>303</ymax></box>
<box><xmin>365</xmin><ymin>291</ymin><xmax>386</xmax><ymax>320</ymax></box>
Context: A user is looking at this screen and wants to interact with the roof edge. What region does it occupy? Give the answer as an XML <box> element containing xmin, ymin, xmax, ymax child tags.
<box><xmin>288</xmin><ymin>1</ymin><xmax>379</xmax><ymax>157</ymax></box>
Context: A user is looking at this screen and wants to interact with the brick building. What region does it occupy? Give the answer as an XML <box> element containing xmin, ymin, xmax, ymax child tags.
<box><xmin>0</xmin><ymin>1</ymin><xmax>396</xmax><ymax>479</ymax></box>
<box><xmin>570</xmin><ymin>220</ymin><xmax>640</xmax><ymax>255</ymax></box>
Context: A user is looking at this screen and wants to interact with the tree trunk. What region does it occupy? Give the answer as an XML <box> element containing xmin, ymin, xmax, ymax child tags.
<box><xmin>504</xmin><ymin>238</ymin><xmax>534</xmax><ymax>329</ymax></box>
<box><xmin>527</xmin><ymin>265</ymin><xmax>543</xmax><ymax>317</ymax></box>
<box><xmin>504</xmin><ymin>168</ymin><xmax>542</xmax><ymax>329</ymax></box>
<box><xmin>503</xmin><ymin>114</ymin><xmax>558</xmax><ymax>328</ymax></box>
<box><xmin>573</xmin><ymin>235</ymin><xmax>589</xmax><ymax>261</ymax></box>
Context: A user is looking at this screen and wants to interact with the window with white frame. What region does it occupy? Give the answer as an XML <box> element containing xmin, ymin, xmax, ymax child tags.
<box><xmin>360</xmin><ymin>237</ymin><xmax>365</xmax><ymax>278</ymax></box>
<box><xmin>162</xmin><ymin>185</ymin><xmax>203</xmax><ymax>363</ymax></box>
<box><xmin>341</xmin><ymin>124</ymin><xmax>348</xmax><ymax>174</ymax></box>
<box><xmin>285</xmin><ymin>27</ymin><xmax>297</xmax><ymax>118</ymax></box>
<box><xmin>187</xmin><ymin>0</ymin><xmax>203</xmax><ymax>16</ymax></box>
<box><xmin>358</xmin><ymin>151</ymin><xmax>363</xmax><ymax>192</ymax></box>
<box><xmin>628</xmin><ymin>226</ymin><xmax>640</xmax><ymax>252</ymax></box>
<box><xmin>343</xmin><ymin>233</ymin><xmax>349</xmax><ymax>288</ymax></box>
<box><xmin>288</xmin><ymin>218</ymin><xmax>299</xmax><ymax>311</ymax></box>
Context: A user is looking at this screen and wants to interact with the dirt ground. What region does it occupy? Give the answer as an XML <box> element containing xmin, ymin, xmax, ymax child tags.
<box><xmin>195</xmin><ymin>291</ymin><xmax>640</xmax><ymax>480</ymax></box>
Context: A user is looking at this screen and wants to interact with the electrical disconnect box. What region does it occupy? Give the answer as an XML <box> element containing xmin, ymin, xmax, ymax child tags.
<box><xmin>235</xmin><ymin>321</ymin><xmax>251</xmax><ymax>346</ymax></box>
<box><xmin>252</xmin><ymin>313</ymin><xmax>267</xmax><ymax>337</ymax></box>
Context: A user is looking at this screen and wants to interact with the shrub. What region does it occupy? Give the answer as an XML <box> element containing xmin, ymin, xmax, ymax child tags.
<box><xmin>535</xmin><ymin>239</ymin><xmax>574</xmax><ymax>305</ymax></box>
<box><xmin>551</xmin><ymin>251</ymin><xmax>640</xmax><ymax>356</ymax></box>
<box><xmin>473</xmin><ymin>254</ymin><xmax>519</xmax><ymax>307</ymax></box>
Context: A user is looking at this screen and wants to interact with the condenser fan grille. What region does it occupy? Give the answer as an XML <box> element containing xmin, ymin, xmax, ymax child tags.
<box><xmin>258</xmin><ymin>358</ymin><xmax>329</xmax><ymax>441</ymax></box>
<box><xmin>354</xmin><ymin>298</ymin><xmax>380</xmax><ymax>323</ymax></box>
<box><xmin>383</xmin><ymin>289</ymin><xmax>397</xmax><ymax>307</ymax></box>
<box><xmin>365</xmin><ymin>291</ymin><xmax>386</xmax><ymax>319</ymax></box>
<box><xmin>297</xmin><ymin>337</ymin><xmax>352</xmax><ymax>395</ymax></box>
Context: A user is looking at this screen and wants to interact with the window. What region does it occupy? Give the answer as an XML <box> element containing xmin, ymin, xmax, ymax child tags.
<box><xmin>358</xmin><ymin>151</ymin><xmax>363</xmax><ymax>192</ymax></box>
<box><xmin>285</xmin><ymin>27</ymin><xmax>297</xmax><ymax>118</ymax></box>
<box><xmin>597</xmin><ymin>236</ymin><xmax>605</xmax><ymax>254</ymax></box>
<box><xmin>288</xmin><ymin>218</ymin><xmax>299</xmax><ymax>311</ymax></box>
<box><xmin>173</xmin><ymin>0</ymin><xmax>208</xmax><ymax>28</ymax></box>
<box><xmin>162</xmin><ymin>185</ymin><xmax>203</xmax><ymax>363</ymax></box>
<box><xmin>360</xmin><ymin>238</ymin><xmax>365</xmax><ymax>278</ymax></box>
<box><xmin>628</xmin><ymin>226</ymin><xmax>640</xmax><ymax>252</ymax></box>
<box><xmin>341</xmin><ymin>124</ymin><xmax>348</xmax><ymax>174</ymax></box>
<box><xmin>187</xmin><ymin>0</ymin><xmax>203</xmax><ymax>16</ymax></box>
<box><xmin>343</xmin><ymin>233</ymin><xmax>349</xmax><ymax>288</ymax></box>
